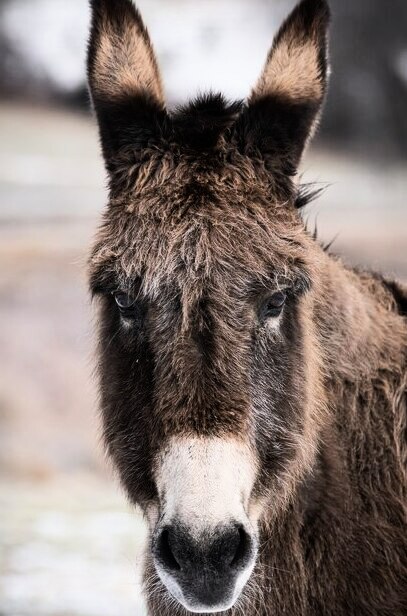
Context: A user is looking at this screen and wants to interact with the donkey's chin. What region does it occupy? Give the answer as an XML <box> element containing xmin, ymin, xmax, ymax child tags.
<box><xmin>155</xmin><ymin>562</ymin><xmax>255</xmax><ymax>614</ymax></box>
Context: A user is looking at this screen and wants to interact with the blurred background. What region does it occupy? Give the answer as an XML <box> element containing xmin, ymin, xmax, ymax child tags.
<box><xmin>0</xmin><ymin>1</ymin><xmax>406</xmax><ymax>615</ymax></box>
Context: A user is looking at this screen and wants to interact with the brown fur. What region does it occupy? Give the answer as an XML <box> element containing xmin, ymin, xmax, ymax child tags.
<box><xmin>252</xmin><ymin>0</ymin><xmax>329</xmax><ymax>103</ymax></box>
<box><xmin>88</xmin><ymin>0</ymin><xmax>163</xmax><ymax>103</ymax></box>
<box><xmin>87</xmin><ymin>1</ymin><xmax>407</xmax><ymax>614</ymax></box>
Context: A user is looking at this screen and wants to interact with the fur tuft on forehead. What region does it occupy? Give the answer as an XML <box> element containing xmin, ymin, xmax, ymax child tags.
<box><xmin>172</xmin><ymin>94</ymin><xmax>243</xmax><ymax>151</ymax></box>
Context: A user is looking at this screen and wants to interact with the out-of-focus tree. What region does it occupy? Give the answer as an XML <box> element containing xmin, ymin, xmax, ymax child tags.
<box><xmin>0</xmin><ymin>0</ymin><xmax>406</xmax><ymax>158</ymax></box>
<box><xmin>323</xmin><ymin>0</ymin><xmax>407</xmax><ymax>159</ymax></box>
<box><xmin>0</xmin><ymin>0</ymin><xmax>89</xmax><ymax>105</ymax></box>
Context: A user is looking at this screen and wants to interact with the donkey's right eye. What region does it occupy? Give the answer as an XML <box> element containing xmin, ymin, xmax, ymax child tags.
<box><xmin>113</xmin><ymin>292</ymin><xmax>141</xmax><ymax>320</ymax></box>
<box><xmin>114</xmin><ymin>292</ymin><xmax>133</xmax><ymax>308</ymax></box>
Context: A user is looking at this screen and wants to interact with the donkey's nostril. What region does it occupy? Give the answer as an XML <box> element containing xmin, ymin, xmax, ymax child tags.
<box><xmin>229</xmin><ymin>525</ymin><xmax>253</xmax><ymax>569</ymax></box>
<box><xmin>156</xmin><ymin>528</ymin><xmax>181</xmax><ymax>572</ymax></box>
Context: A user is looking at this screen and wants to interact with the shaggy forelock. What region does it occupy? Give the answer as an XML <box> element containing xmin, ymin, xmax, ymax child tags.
<box><xmin>90</xmin><ymin>140</ymin><xmax>315</xmax><ymax>305</ymax></box>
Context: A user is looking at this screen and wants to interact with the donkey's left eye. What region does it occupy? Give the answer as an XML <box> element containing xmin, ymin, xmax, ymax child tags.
<box><xmin>261</xmin><ymin>291</ymin><xmax>287</xmax><ymax>319</ymax></box>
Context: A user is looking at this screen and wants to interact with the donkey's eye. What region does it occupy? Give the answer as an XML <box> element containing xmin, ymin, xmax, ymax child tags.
<box><xmin>114</xmin><ymin>292</ymin><xmax>134</xmax><ymax>309</ymax></box>
<box><xmin>113</xmin><ymin>292</ymin><xmax>141</xmax><ymax>319</ymax></box>
<box><xmin>261</xmin><ymin>291</ymin><xmax>287</xmax><ymax>319</ymax></box>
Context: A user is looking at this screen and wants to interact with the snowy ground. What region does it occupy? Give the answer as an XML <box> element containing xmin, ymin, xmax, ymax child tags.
<box><xmin>0</xmin><ymin>103</ymin><xmax>406</xmax><ymax>616</ymax></box>
<box><xmin>0</xmin><ymin>477</ymin><xmax>147</xmax><ymax>616</ymax></box>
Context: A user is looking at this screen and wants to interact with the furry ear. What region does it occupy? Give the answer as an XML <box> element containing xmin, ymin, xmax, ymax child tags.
<box><xmin>88</xmin><ymin>0</ymin><xmax>166</xmax><ymax>170</ymax></box>
<box><xmin>238</xmin><ymin>0</ymin><xmax>330</xmax><ymax>175</ymax></box>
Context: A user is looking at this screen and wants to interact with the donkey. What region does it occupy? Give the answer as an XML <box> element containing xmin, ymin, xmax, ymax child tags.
<box><xmin>87</xmin><ymin>0</ymin><xmax>407</xmax><ymax>614</ymax></box>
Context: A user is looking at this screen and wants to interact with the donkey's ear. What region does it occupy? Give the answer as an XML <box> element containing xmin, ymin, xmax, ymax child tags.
<box><xmin>239</xmin><ymin>0</ymin><xmax>330</xmax><ymax>175</ymax></box>
<box><xmin>88</xmin><ymin>0</ymin><xmax>166</xmax><ymax>169</ymax></box>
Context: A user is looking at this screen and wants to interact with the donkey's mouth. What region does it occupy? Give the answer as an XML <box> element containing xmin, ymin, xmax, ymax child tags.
<box><xmin>156</xmin><ymin>573</ymin><xmax>242</xmax><ymax>614</ymax></box>
<box><xmin>155</xmin><ymin>562</ymin><xmax>255</xmax><ymax>614</ymax></box>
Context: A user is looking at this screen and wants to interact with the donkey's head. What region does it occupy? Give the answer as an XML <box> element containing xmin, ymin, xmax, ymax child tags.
<box><xmin>88</xmin><ymin>0</ymin><xmax>330</xmax><ymax>612</ymax></box>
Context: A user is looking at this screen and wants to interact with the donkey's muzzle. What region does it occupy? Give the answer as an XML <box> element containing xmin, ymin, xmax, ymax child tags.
<box><xmin>153</xmin><ymin>522</ymin><xmax>255</xmax><ymax>612</ymax></box>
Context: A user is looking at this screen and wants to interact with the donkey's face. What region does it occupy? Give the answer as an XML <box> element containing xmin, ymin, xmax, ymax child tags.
<box><xmin>88</xmin><ymin>0</ymin><xmax>330</xmax><ymax>612</ymax></box>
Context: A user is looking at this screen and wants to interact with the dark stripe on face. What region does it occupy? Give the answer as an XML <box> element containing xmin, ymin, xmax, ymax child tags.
<box><xmin>251</xmin><ymin>295</ymin><xmax>307</xmax><ymax>494</ymax></box>
<box><xmin>190</xmin><ymin>295</ymin><xmax>216</xmax><ymax>361</ymax></box>
<box><xmin>98</xmin><ymin>294</ymin><xmax>157</xmax><ymax>504</ymax></box>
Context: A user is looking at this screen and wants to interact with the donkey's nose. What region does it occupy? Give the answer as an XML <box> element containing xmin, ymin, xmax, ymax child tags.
<box><xmin>155</xmin><ymin>523</ymin><xmax>252</xmax><ymax>572</ymax></box>
<box><xmin>153</xmin><ymin>523</ymin><xmax>256</xmax><ymax>612</ymax></box>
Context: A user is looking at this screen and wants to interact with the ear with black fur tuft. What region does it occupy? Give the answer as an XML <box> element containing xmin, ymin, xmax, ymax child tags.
<box><xmin>237</xmin><ymin>0</ymin><xmax>330</xmax><ymax>176</ymax></box>
<box><xmin>87</xmin><ymin>0</ymin><xmax>166</xmax><ymax>172</ymax></box>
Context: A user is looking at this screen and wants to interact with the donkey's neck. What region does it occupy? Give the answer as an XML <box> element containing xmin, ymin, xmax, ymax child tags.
<box><xmin>317</xmin><ymin>251</ymin><xmax>405</xmax><ymax>382</ymax></box>
<box><xmin>312</xmin><ymin>250</ymin><xmax>405</xmax><ymax>517</ymax></box>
